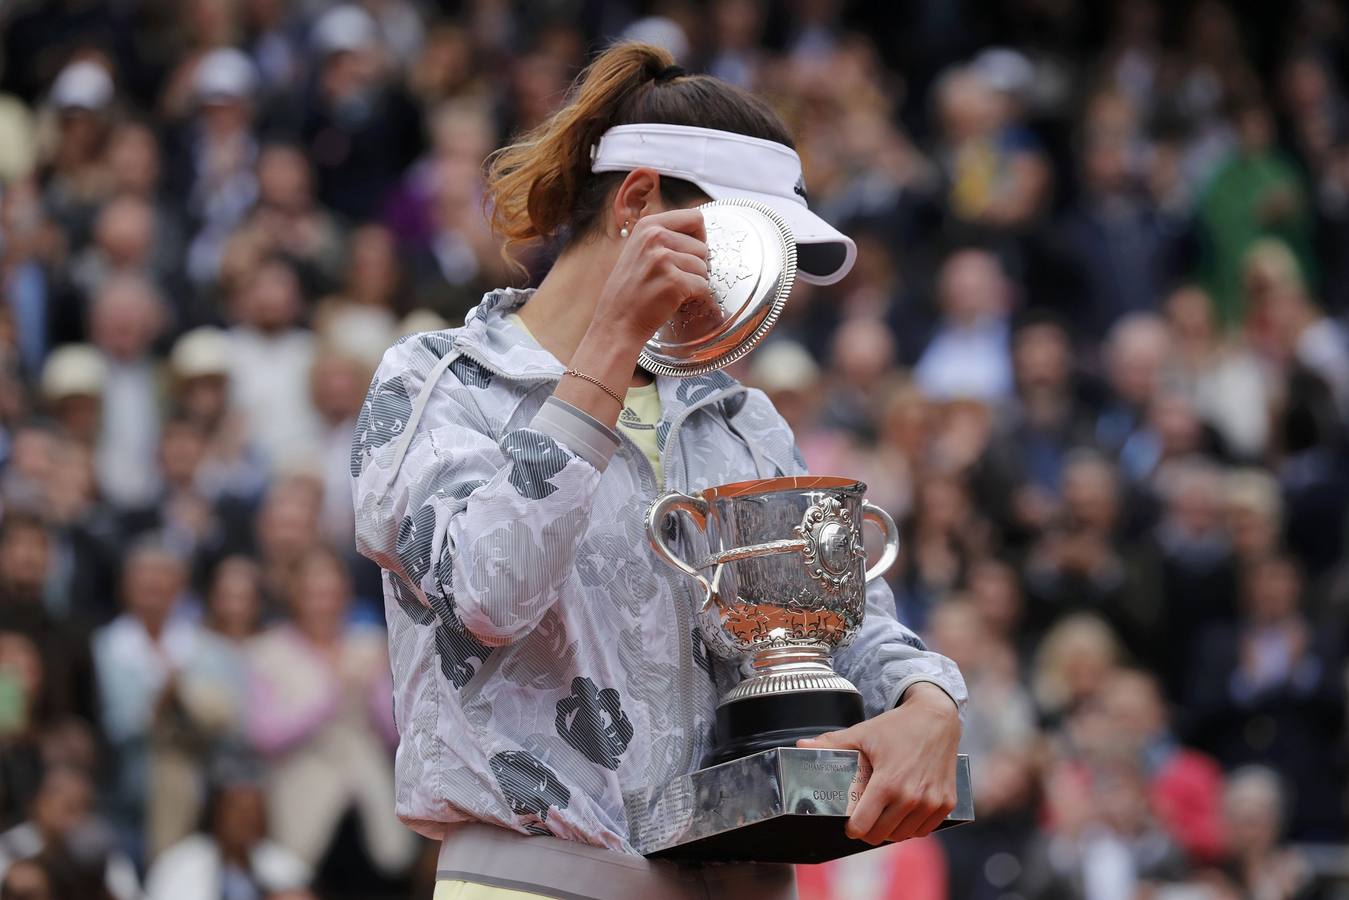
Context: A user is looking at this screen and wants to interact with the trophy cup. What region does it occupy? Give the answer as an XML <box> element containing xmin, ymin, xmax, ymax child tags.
<box><xmin>651</xmin><ymin>476</ymin><xmax>899</xmax><ymax>764</ymax></box>
<box><xmin>639</xmin><ymin>477</ymin><xmax>972</xmax><ymax>862</ymax></box>
<box><xmin>630</xmin><ymin>201</ymin><xmax>973</xmax><ymax>864</ymax></box>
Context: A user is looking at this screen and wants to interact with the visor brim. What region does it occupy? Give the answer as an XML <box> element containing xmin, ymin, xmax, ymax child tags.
<box><xmin>698</xmin><ymin>184</ymin><xmax>857</xmax><ymax>286</ymax></box>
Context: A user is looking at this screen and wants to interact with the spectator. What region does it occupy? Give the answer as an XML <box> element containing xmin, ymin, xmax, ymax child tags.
<box><xmin>203</xmin><ymin>556</ymin><xmax>264</xmax><ymax>645</ymax></box>
<box><xmin>299</xmin><ymin>5</ymin><xmax>423</xmax><ymax>222</ymax></box>
<box><xmin>898</xmin><ymin>470</ymin><xmax>991</xmax><ymax>627</ymax></box>
<box><xmin>1023</xmin><ymin>454</ymin><xmax>1144</xmax><ymax>650</ymax></box>
<box><xmin>932</xmin><ymin>65</ymin><xmax>1051</xmax><ymax>238</ymax></box>
<box><xmin>250</xmin><ymin>475</ymin><xmax>323</xmax><ymax>607</ymax></box>
<box><xmin>0</xmin><ymin>513</ymin><xmax>97</xmax><ymax>726</ymax></box>
<box><xmin>0</xmin><ymin>631</ymin><xmax>46</xmax><ymax>828</ymax></box>
<box><xmin>308</xmin><ymin>351</ymin><xmax>367</xmax><ymax>551</ymax></box>
<box><xmin>1096</xmin><ymin>669</ymin><xmax>1226</xmax><ymax>864</ymax></box>
<box><xmin>1222</xmin><ymin>468</ymin><xmax>1283</xmax><ymax>567</ymax></box>
<box><xmin>1032</xmin><ymin>613</ymin><xmax>1123</xmax><ymax>724</ymax></box>
<box><xmin>1166</xmin><ymin>284</ymin><xmax>1270</xmax><ymax>460</ymax></box>
<box><xmin>1189</xmin><ymin>554</ymin><xmax>1346</xmax><ymax>838</ymax></box>
<box><xmin>314</xmin><ymin>224</ymin><xmax>404</xmax><ymax>337</ymax></box>
<box><xmin>92</xmin><ymin>540</ymin><xmax>246</xmax><ymax>858</ymax></box>
<box><xmin>145</xmin><ymin>776</ymin><xmax>311</xmax><ymax>900</ymax></box>
<box><xmin>118</xmin><ymin>414</ymin><xmax>239</xmax><ymax>579</ymax></box>
<box><xmin>243</xmin><ymin>143</ymin><xmax>344</xmax><ymax>288</ymax></box>
<box><xmin>37</xmin><ymin>345</ymin><xmax>103</xmax><ymax>448</ymax></box>
<box><xmin>246</xmin><ymin>547</ymin><xmax>412</xmax><ymax>882</ymax></box>
<box><xmin>982</xmin><ymin>314</ymin><xmax>1097</xmax><ymax>544</ymax></box>
<box><xmin>0</xmin><ymin>857</ymin><xmax>55</xmax><ymax>900</ymax></box>
<box><xmin>1095</xmin><ymin>313</ymin><xmax>1176</xmax><ymax>458</ymax></box>
<box><xmin>38</xmin><ymin>60</ymin><xmax>115</xmax><ymax>251</ymax></box>
<box><xmin>927</xmin><ymin>599</ymin><xmax>1036</xmax><ymax>760</ymax></box>
<box><xmin>820</xmin><ymin>316</ymin><xmax>898</xmax><ymax>440</ymax></box>
<box><xmin>0</xmin><ymin>765</ymin><xmax>139</xmax><ymax>900</ymax></box>
<box><xmin>169</xmin><ymin>325</ymin><xmax>268</xmax><ymax>503</ymax></box>
<box><xmin>1018</xmin><ymin>757</ymin><xmax>1180</xmax><ymax>900</ymax></box>
<box><xmin>1197</xmin><ymin>97</ymin><xmax>1313</xmax><ymax>326</ymax></box>
<box><xmin>1055</xmin><ymin>91</ymin><xmax>1188</xmax><ymax>338</ymax></box>
<box><xmin>225</xmin><ymin>257</ymin><xmax>322</xmax><ymax>473</ymax></box>
<box><xmin>88</xmin><ymin>274</ymin><xmax>167</xmax><ymax>509</ymax></box>
<box><xmin>1243</xmin><ymin>238</ymin><xmax>1349</xmax><ymax>420</ymax></box>
<box><xmin>1128</xmin><ymin>458</ymin><xmax>1239</xmax><ymax>697</ymax></box>
<box><xmin>174</xmin><ymin>47</ymin><xmax>262</xmax><ymax>289</ymax></box>
<box><xmin>964</xmin><ymin>558</ymin><xmax>1030</xmax><ymax>654</ymax></box>
<box><xmin>914</xmin><ymin>248</ymin><xmax>1014</xmax><ymax>404</ymax></box>
<box><xmin>1218</xmin><ymin>766</ymin><xmax>1314</xmax><ymax>899</ymax></box>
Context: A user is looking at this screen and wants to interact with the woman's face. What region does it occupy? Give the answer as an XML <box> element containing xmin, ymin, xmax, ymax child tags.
<box><xmin>0</xmin><ymin>632</ymin><xmax>43</xmax><ymax>711</ymax></box>
<box><xmin>347</xmin><ymin>226</ymin><xmax>399</xmax><ymax>303</ymax></box>
<box><xmin>1245</xmin><ymin>560</ymin><xmax>1300</xmax><ymax>623</ymax></box>
<box><xmin>292</xmin><ymin>556</ymin><xmax>350</xmax><ymax>637</ymax></box>
<box><xmin>179</xmin><ymin>375</ymin><xmax>229</xmax><ymax>426</ymax></box>
<box><xmin>208</xmin><ymin>560</ymin><xmax>262</xmax><ymax>640</ymax></box>
<box><xmin>108</xmin><ymin>124</ymin><xmax>161</xmax><ymax>195</ymax></box>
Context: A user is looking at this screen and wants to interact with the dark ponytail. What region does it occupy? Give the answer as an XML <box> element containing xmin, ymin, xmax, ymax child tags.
<box><xmin>485</xmin><ymin>42</ymin><xmax>793</xmax><ymax>261</ymax></box>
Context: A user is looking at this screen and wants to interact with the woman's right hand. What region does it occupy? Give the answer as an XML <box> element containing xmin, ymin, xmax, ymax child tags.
<box><xmin>555</xmin><ymin>208</ymin><xmax>712</xmax><ymax>424</ymax></box>
<box><xmin>596</xmin><ymin>208</ymin><xmax>712</xmax><ymax>347</ymax></box>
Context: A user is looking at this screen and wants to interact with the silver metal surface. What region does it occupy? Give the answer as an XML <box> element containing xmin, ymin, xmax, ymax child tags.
<box><xmin>646</xmin><ymin>475</ymin><xmax>901</xmax><ymax>705</ymax></box>
<box><xmin>638</xmin><ymin>198</ymin><xmax>797</xmax><ymax>378</ymax></box>
<box><xmin>638</xmin><ymin>748</ymin><xmax>974</xmax><ymax>862</ymax></box>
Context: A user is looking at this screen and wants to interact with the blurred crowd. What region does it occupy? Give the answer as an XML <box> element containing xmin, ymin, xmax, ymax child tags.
<box><xmin>0</xmin><ymin>1</ymin><xmax>1346</xmax><ymax>899</ymax></box>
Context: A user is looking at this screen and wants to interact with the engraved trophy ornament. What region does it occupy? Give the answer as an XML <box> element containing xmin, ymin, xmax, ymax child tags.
<box><xmin>638</xmin><ymin>198</ymin><xmax>796</xmax><ymax>378</ymax></box>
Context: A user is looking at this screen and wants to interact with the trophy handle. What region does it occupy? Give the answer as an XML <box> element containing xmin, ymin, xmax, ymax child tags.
<box><xmin>647</xmin><ymin>492</ymin><xmax>713</xmax><ymax>600</ymax></box>
<box><xmin>861</xmin><ymin>501</ymin><xmax>900</xmax><ymax>583</ymax></box>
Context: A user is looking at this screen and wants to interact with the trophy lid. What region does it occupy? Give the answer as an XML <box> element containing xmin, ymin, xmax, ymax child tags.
<box><xmin>638</xmin><ymin>198</ymin><xmax>797</xmax><ymax>378</ymax></box>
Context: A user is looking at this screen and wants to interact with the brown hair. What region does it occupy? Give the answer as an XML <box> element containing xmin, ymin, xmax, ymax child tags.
<box><xmin>486</xmin><ymin>42</ymin><xmax>793</xmax><ymax>261</ymax></box>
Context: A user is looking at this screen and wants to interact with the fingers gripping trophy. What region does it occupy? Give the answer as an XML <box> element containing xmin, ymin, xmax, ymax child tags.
<box><xmin>639</xmin><ymin>198</ymin><xmax>973</xmax><ymax>862</ymax></box>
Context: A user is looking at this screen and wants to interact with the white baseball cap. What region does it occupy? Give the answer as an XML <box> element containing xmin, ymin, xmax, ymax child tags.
<box><xmin>50</xmin><ymin>61</ymin><xmax>114</xmax><ymax>112</ymax></box>
<box><xmin>195</xmin><ymin>48</ymin><xmax>258</xmax><ymax>104</ymax></box>
<box><xmin>312</xmin><ymin>5</ymin><xmax>380</xmax><ymax>56</ymax></box>
<box><xmin>591</xmin><ymin>123</ymin><xmax>857</xmax><ymax>285</ymax></box>
<box><xmin>41</xmin><ymin>344</ymin><xmax>107</xmax><ymax>400</ymax></box>
<box><xmin>170</xmin><ymin>326</ymin><xmax>232</xmax><ymax>378</ymax></box>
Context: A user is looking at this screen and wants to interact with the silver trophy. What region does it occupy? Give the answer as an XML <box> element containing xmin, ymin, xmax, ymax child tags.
<box><xmin>648</xmin><ymin>475</ymin><xmax>899</xmax><ymax>753</ymax></box>
<box><xmin>641</xmin><ymin>477</ymin><xmax>972</xmax><ymax>862</ymax></box>
<box><xmin>630</xmin><ymin>204</ymin><xmax>974</xmax><ymax>862</ymax></box>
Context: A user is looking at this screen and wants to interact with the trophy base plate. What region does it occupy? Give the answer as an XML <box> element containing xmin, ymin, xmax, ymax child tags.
<box><xmin>637</xmin><ymin>748</ymin><xmax>974</xmax><ymax>863</ymax></box>
<box><xmin>705</xmin><ymin>689</ymin><xmax>865</xmax><ymax>767</ymax></box>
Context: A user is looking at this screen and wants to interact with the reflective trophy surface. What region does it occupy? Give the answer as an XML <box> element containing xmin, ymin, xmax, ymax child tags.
<box><xmin>641</xmin><ymin>477</ymin><xmax>972</xmax><ymax>862</ymax></box>
<box><xmin>649</xmin><ymin>476</ymin><xmax>899</xmax><ymax>764</ymax></box>
<box><xmin>634</xmin><ymin>203</ymin><xmax>973</xmax><ymax>864</ymax></box>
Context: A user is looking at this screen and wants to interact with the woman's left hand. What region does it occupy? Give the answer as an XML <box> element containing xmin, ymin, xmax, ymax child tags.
<box><xmin>797</xmin><ymin>682</ymin><xmax>960</xmax><ymax>845</ymax></box>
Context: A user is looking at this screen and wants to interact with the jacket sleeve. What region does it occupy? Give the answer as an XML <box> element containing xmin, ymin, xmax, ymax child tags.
<box><xmin>352</xmin><ymin>345</ymin><xmax>620</xmax><ymax>647</ymax></box>
<box><xmin>833</xmin><ymin>577</ymin><xmax>968</xmax><ymax>719</ymax></box>
<box><xmin>729</xmin><ymin>388</ymin><xmax>968</xmax><ymax>719</ymax></box>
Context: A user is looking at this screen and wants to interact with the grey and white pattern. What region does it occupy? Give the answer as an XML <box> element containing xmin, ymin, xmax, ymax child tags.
<box><xmin>350</xmin><ymin>375</ymin><xmax>414</xmax><ymax>478</ymax></box>
<box><xmin>555</xmin><ymin>676</ymin><xmax>634</xmax><ymax>770</ymax></box>
<box><xmin>353</xmin><ymin>288</ymin><xmax>967</xmax><ymax>853</ymax></box>
<box><xmin>489</xmin><ymin>750</ymin><xmax>571</xmax><ymax>832</ymax></box>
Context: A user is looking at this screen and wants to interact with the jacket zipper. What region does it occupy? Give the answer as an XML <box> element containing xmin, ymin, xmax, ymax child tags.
<box><xmin>651</xmin><ymin>385</ymin><xmax>745</xmax><ymax>781</ymax></box>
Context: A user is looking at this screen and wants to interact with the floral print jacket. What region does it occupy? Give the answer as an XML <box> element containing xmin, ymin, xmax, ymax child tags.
<box><xmin>351</xmin><ymin>288</ymin><xmax>967</xmax><ymax>852</ymax></box>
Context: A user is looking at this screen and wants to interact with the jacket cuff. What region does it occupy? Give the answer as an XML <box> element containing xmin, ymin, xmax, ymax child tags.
<box><xmin>889</xmin><ymin>676</ymin><xmax>961</xmax><ymax>714</ymax></box>
<box><xmin>529</xmin><ymin>396</ymin><xmax>620</xmax><ymax>472</ymax></box>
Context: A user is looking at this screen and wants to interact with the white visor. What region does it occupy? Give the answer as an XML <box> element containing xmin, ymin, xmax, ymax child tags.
<box><xmin>591</xmin><ymin>123</ymin><xmax>856</xmax><ymax>285</ymax></box>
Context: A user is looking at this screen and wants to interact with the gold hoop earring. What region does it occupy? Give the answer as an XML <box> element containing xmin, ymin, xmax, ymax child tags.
<box><xmin>620</xmin><ymin>221</ymin><xmax>630</xmax><ymax>238</ymax></box>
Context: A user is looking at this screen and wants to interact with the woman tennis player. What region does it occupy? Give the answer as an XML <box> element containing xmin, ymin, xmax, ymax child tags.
<box><xmin>352</xmin><ymin>41</ymin><xmax>966</xmax><ymax>900</ymax></box>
